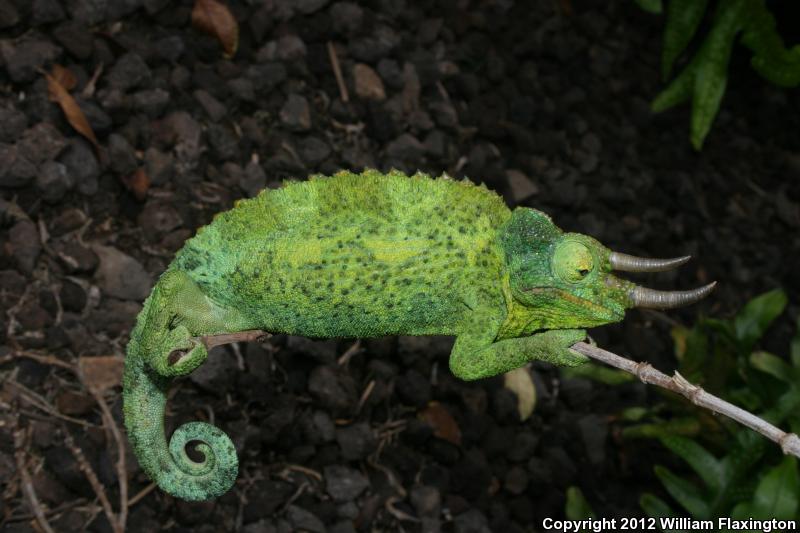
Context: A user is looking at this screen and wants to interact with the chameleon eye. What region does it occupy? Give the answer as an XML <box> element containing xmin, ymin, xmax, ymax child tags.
<box><xmin>552</xmin><ymin>240</ymin><xmax>594</xmax><ymax>283</ymax></box>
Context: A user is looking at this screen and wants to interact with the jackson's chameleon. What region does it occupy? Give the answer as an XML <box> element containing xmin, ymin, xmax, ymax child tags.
<box><xmin>123</xmin><ymin>169</ymin><xmax>714</xmax><ymax>501</ymax></box>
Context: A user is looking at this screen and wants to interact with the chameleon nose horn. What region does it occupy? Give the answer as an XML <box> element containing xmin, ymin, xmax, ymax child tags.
<box><xmin>630</xmin><ymin>281</ymin><xmax>717</xmax><ymax>309</ymax></box>
<box><xmin>610</xmin><ymin>252</ymin><xmax>691</xmax><ymax>272</ymax></box>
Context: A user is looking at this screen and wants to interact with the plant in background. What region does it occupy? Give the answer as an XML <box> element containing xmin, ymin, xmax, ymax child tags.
<box><xmin>636</xmin><ymin>0</ymin><xmax>800</xmax><ymax>150</ymax></box>
<box><xmin>621</xmin><ymin>289</ymin><xmax>800</xmax><ymax>521</ymax></box>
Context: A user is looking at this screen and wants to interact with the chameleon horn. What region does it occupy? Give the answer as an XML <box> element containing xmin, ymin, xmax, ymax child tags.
<box><xmin>630</xmin><ymin>281</ymin><xmax>717</xmax><ymax>309</ymax></box>
<box><xmin>610</xmin><ymin>252</ymin><xmax>691</xmax><ymax>272</ymax></box>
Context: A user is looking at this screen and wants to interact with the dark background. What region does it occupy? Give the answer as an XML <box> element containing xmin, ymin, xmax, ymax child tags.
<box><xmin>1</xmin><ymin>0</ymin><xmax>799</xmax><ymax>531</ymax></box>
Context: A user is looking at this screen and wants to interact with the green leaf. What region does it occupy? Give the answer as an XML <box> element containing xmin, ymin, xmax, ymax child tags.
<box><xmin>750</xmin><ymin>457</ymin><xmax>799</xmax><ymax>519</ymax></box>
<box><xmin>740</xmin><ymin>0</ymin><xmax>800</xmax><ymax>88</ymax></box>
<box><xmin>652</xmin><ymin>59</ymin><xmax>696</xmax><ymax>112</ymax></box>
<box><xmin>661</xmin><ymin>0</ymin><xmax>710</xmax><ymax>79</ymax></box>
<box><xmin>565</xmin><ymin>486</ymin><xmax>596</xmax><ymax>519</ymax></box>
<box><xmin>654</xmin><ymin>465</ymin><xmax>710</xmax><ymax>518</ymax></box>
<box><xmin>750</xmin><ymin>350</ymin><xmax>795</xmax><ymax>382</ymax></box>
<box><xmin>621</xmin><ymin>406</ymin><xmax>650</xmax><ymax>422</ymax></box>
<box><xmin>561</xmin><ymin>362</ymin><xmax>634</xmax><ymax>385</ymax></box>
<box><xmin>640</xmin><ymin>492</ymin><xmax>680</xmax><ymax>519</ymax></box>
<box><xmin>634</xmin><ymin>0</ymin><xmax>663</xmax><ymax>14</ymax></box>
<box><xmin>659</xmin><ymin>435</ymin><xmax>722</xmax><ymax>491</ymax></box>
<box><xmin>623</xmin><ymin>417</ymin><xmax>701</xmax><ymax>439</ymax></box>
<box><xmin>791</xmin><ymin>318</ymin><xmax>800</xmax><ymax>368</ymax></box>
<box><xmin>733</xmin><ymin>289</ymin><xmax>788</xmax><ymax>350</ymax></box>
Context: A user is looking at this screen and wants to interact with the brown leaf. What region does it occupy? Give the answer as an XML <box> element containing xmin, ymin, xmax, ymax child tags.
<box><xmin>419</xmin><ymin>401</ymin><xmax>462</xmax><ymax>446</ymax></box>
<box><xmin>503</xmin><ymin>367</ymin><xmax>537</xmax><ymax>422</ymax></box>
<box><xmin>77</xmin><ymin>356</ymin><xmax>124</xmax><ymax>393</ymax></box>
<box><xmin>44</xmin><ymin>72</ymin><xmax>100</xmax><ymax>152</ymax></box>
<box><xmin>192</xmin><ymin>0</ymin><xmax>239</xmax><ymax>58</ymax></box>
<box><xmin>50</xmin><ymin>64</ymin><xmax>77</xmax><ymax>91</ymax></box>
<box><xmin>121</xmin><ymin>168</ymin><xmax>150</xmax><ymax>201</ymax></box>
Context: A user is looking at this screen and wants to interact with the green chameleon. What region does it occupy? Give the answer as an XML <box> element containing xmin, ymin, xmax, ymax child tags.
<box><xmin>123</xmin><ymin>169</ymin><xmax>715</xmax><ymax>501</ymax></box>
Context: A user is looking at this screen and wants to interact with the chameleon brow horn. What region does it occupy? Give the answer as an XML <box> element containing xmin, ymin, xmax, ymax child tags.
<box><xmin>609</xmin><ymin>251</ymin><xmax>717</xmax><ymax>309</ymax></box>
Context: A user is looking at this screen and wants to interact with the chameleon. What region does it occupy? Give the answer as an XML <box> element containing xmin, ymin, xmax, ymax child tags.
<box><xmin>123</xmin><ymin>169</ymin><xmax>715</xmax><ymax>501</ymax></box>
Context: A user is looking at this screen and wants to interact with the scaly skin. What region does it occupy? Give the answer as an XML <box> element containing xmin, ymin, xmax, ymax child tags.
<box><xmin>124</xmin><ymin>169</ymin><xmax>637</xmax><ymax>501</ymax></box>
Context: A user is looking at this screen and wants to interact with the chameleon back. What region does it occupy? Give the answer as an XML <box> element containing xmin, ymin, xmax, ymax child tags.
<box><xmin>169</xmin><ymin>170</ymin><xmax>513</xmax><ymax>338</ymax></box>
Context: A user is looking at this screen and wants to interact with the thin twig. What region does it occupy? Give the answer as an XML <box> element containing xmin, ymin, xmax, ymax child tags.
<box><xmin>127</xmin><ymin>483</ymin><xmax>157</xmax><ymax>507</ymax></box>
<box><xmin>571</xmin><ymin>342</ymin><xmax>800</xmax><ymax>458</ymax></box>
<box><xmin>327</xmin><ymin>41</ymin><xmax>349</xmax><ymax>102</ymax></box>
<box><xmin>62</xmin><ymin>426</ymin><xmax>122</xmax><ymax>533</ymax></box>
<box><xmin>86</xmin><ymin>387</ymin><xmax>127</xmax><ymax>531</ymax></box>
<box><xmin>197</xmin><ymin>329</ymin><xmax>270</xmax><ymax>351</ymax></box>
<box><xmin>12</xmin><ymin>349</ymin><xmax>76</xmax><ymax>371</ymax></box>
<box><xmin>14</xmin><ymin>429</ymin><xmax>56</xmax><ymax>533</ymax></box>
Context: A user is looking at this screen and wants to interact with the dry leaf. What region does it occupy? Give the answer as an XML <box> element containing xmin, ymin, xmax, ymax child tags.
<box><xmin>419</xmin><ymin>401</ymin><xmax>462</xmax><ymax>446</ymax></box>
<box><xmin>78</xmin><ymin>356</ymin><xmax>124</xmax><ymax>393</ymax></box>
<box><xmin>192</xmin><ymin>0</ymin><xmax>239</xmax><ymax>58</ymax></box>
<box><xmin>51</xmin><ymin>64</ymin><xmax>77</xmax><ymax>91</ymax></box>
<box><xmin>121</xmin><ymin>168</ymin><xmax>150</xmax><ymax>201</ymax></box>
<box><xmin>503</xmin><ymin>367</ymin><xmax>537</xmax><ymax>422</ymax></box>
<box><xmin>45</xmin><ymin>72</ymin><xmax>100</xmax><ymax>152</ymax></box>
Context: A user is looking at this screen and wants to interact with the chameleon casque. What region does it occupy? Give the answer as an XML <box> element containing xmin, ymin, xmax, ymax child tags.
<box><xmin>123</xmin><ymin>170</ymin><xmax>715</xmax><ymax>501</ymax></box>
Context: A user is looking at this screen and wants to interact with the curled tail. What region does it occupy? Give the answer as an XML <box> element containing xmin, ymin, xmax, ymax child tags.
<box><xmin>123</xmin><ymin>320</ymin><xmax>238</xmax><ymax>501</ymax></box>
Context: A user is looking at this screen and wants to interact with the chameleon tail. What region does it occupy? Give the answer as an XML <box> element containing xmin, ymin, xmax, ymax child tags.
<box><xmin>123</xmin><ymin>325</ymin><xmax>238</xmax><ymax>501</ymax></box>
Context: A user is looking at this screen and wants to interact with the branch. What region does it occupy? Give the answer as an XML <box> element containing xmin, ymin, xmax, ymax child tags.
<box><xmin>196</xmin><ymin>329</ymin><xmax>271</xmax><ymax>351</ymax></box>
<box><xmin>571</xmin><ymin>341</ymin><xmax>800</xmax><ymax>458</ymax></box>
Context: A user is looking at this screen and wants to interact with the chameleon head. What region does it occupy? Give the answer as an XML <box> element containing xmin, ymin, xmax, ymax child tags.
<box><xmin>500</xmin><ymin>207</ymin><xmax>716</xmax><ymax>329</ymax></box>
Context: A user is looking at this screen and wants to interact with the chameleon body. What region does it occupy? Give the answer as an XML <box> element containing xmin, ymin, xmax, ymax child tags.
<box><xmin>124</xmin><ymin>169</ymin><xmax>713</xmax><ymax>501</ymax></box>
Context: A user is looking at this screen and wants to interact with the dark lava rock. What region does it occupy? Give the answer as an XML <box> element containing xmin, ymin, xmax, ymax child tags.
<box><xmin>335</xmin><ymin>422</ymin><xmax>377</xmax><ymax>461</ymax></box>
<box><xmin>0</xmin><ymin>36</ymin><xmax>61</xmax><ymax>83</ymax></box>
<box><xmin>395</xmin><ymin>368</ymin><xmax>431</xmax><ymax>407</ymax></box>
<box><xmin>330</xmin><ymin>2</ymin><xmax>363</xmax><ymax>35</ymax></box>
<box><xmin>386</xmin><ymin>133</ymin><xmax>424</xmax><ymax>161</ymax></box>
<box><xmin>577</xmin><ymin>414</ymin><xmax>608</xmax><ymax>466</ymax></box>
<box><xmin>503</xmin><ymin>465</ymin><xmax>528</xmax><ymax>495</ymax></box>
<box><xmin>60</xmin><ymin>279</ymin><xmax>87</xmax><ymax>312</ymax></box>
<box><xmin>241</xmin><ymin>160</ymin><xmax>267</xmax><ymax>197</ymax></box>
<box><xmin>194</xmin><ymin>89</ymin><xmax>227</xmax><ymax>122</ymax></box>
<box><xmin>207</xmin><ymin>124</ymin><xmax>239</xmax><ymax>161</ymax></box>
<box><xmin>325</xmin><ymin>464</ymin><xmax>370</xmax><ymax>502</ymax></box>
<box><xmin>131</xmin><ymin>88</ymin><xmax>170</xmax><ymax>118</ymax></box>
<box><xmin>137</xmin><ymin>200</ymin><xmax>182</xmax><ymax>241</ymax></box>
<box><xmin>9</xmin><ymin>220</ymin><xmax>41</xmax><ymax>274</ymax></box>
<box><xmin>189</xmin><ymin>345</ymin><xmax>237</xmax><ymax>392</ymax></box>
<box><xmin>280</xmin><ymin>94</ymin><xmax>312</xmax><ymax>131</ymax></box>
<box><xmin>0</xmin><ymin>106</ymin><xmax>27</xmax><ymax>142</ymax></box>
<box><xmin>299</xmin><ymin>136</ymin><xmax>331</xmax><ymax>166</ymax></box>
<box><xmin>227</xmin><ymin>77</ymin><xmax>255</xmax><ymax>103</ymax></box>
<box><xmin>108</xmin><ymin>133</ymin><xmax>138</xmax><ymax>175</ymax></box>
<box><xmin>107</xmin><ymin>52</ymin><xmax>150</xmax><ymax>91</ymax></box>
<box><xmin>36</xmin><ymin>161</ymin><xmax>73</xmax><ymax>203</ymax></box>
<box><xmin>410</xmin><ymin>485</ymin><xmax>441</xmax><ymax>518</ymax></box>
<box><xmin>294</xmin><ymin>0</ymin><xmax>329</xmax><ymax>15</ymax></box>
<box><xmin>243</xmin><ymin>479</ymin><xmax>294</xmax><ymax>523</ymax></box>
<box><xmin>0</xmin><ymin>0</ymin><xmax>19</xmax><ymax>28</ymax></box>
<box><xmin>52</xmin><ymin>21</ymin><xmax>93</xmax><ymax>59</ymax></box>
<box><xmin>92</xmin><ymin>245</ymin><xmax>152</xmax><ymax>300</ymax></box>
<box><xmin>308</xmin><ymin>364</ymin><xmax>357</xmax><ymax>416</ymax></box>
<box><xmin>58</xmin><ymin>139</ymin><xmax>100</xmax><ymax>196</ymax></box>
<box><xmin>144</xmin><ymin>147</ymin><xmax>173</xmax><ymax>185</ymax></box>
<box><xmin>0</xmin><ymin>145</ymin><xmax>36</xmax><ymax>187</ymax></box>
<box><xmin>246</xmin><ymin>62</ymin><xmax>287</xmax><ymax>92</ymax></box>
<box><xmin>32</xmin><ymin>0</ymin><xmax>66</xmax><ymax>25</ymax></box>
<box><xmin>453</xmin><ymin>509</ymin><xmax>491</xmax><ymax>533</ymax></box>
<box><xmin>286</xmin><ymin>505</ymin><xmax>325</xmax><ymax>533</ymax></box>
<box><xmin>18</xmin><ymin>123</ymin><xmax>67</xmax><ymax>164</ymax></box>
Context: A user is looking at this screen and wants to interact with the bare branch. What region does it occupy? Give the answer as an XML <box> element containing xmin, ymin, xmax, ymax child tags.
<box><xmin>196</xmin><ymin>329</ymin><xmax>270</xmax><ymax>351</ymax></box>
<box><xmin>571</xmin><ymin>341</ymin><xmax>800</xmax><ymax>458</ymax></box>
<box><xmin>14</xmin><ymin>429</ymin><xmax>56</xmax><ymax>533</ymax></box>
